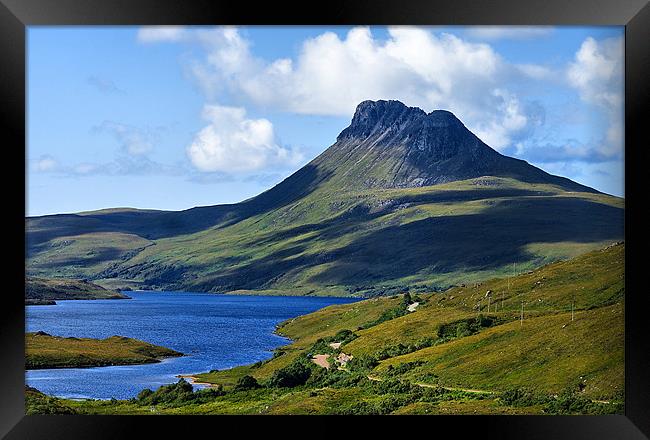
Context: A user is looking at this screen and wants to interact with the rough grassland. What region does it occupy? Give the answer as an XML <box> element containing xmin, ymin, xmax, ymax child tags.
<box><xmin>32</xmin><ymin>243</ymin><xmax>624</xmax><ymax>415</ymax></box>
<box><xmin>27</xmin><ymin>177</ymin><xmax>624</xmax><ymax>296</ymax></box>
<box><xmin>26</xmin><ymin>332</ymin><xmax>182</xmax><ymax>369</ymax></box>
<box><xmin>196</xmin><ymin>243</ymin><xmax>623</xmax><ymax>404</ymax></box>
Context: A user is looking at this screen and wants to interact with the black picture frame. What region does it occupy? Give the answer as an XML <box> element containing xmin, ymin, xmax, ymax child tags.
<box><xmin>1</xmin><ymin>0</ymin><xmax>648</xmax><ymax>438</ymax></box>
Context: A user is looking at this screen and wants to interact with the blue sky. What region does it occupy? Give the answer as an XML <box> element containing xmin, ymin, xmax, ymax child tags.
<box><xmin>27</xmin><ymin>26</ymin><xmax>624</xmax><ymax>216</ymax></box>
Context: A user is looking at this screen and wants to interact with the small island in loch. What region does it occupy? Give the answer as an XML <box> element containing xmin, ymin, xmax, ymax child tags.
<box><xmin>26</xmin><ymin>332</ymin><xmax>183</xmax><ymax>370</ymax></box>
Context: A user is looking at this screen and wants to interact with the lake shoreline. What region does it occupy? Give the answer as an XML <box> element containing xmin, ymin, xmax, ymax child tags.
<box><xmin>26</xmin><ymin>292</ymin><xmax>358</xmax><ymax>400</ymax></box>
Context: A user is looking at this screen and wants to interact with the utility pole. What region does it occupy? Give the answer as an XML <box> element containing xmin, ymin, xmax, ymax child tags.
<box><xmin>487</xmin><ymin>295</ymin><xmax>491</xmax><ymax>313</ymax></box>
<box><xmin>572</xmin><ymin>292</ymin><xmax>575</xmax><ymax>322</ymax></box>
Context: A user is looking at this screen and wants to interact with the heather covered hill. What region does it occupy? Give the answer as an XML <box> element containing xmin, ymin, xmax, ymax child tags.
<box><xmin>26</xmin><ymin>100</ymin><xmax>624</xmax><ymax>296</ymax></box>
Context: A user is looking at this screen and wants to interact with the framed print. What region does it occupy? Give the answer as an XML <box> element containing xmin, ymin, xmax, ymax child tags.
<box><xmin>1</xmin><ymin>0</ymin><xmax>649</xmax><ymax>438</ymax></box>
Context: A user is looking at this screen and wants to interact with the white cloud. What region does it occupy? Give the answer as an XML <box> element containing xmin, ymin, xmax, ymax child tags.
<box><xmin>93</xmin><ymin>121</ymin><xmax>155</xmax><ymax>156</ymax></box>
<box><xmin>567</xmin><ymin>36</ymin><xmax>624</xmax><ymax>159</ymax></box>
<box><xmin>187</xmin><ymin>104</ymin><xmax>303</xmax><ymax>173</ymax></box>
<box><xmin>137</xmin><ymin>26</ymin><xmax>187</xmax><ymax>43</ymax></box>
<box><xmin>157</xmin><ymin>26</ymin><xmax>542</xmax><ymax>151</ymax></box>
<box><xmin>139</xmin><ymin>26</ymin><xmax>622</xmax><ymax>166</ymax></box>
<box><xmin>568</xmin><ymin>37</ymin><xmax>623</xmax><ymax>109</ymax></box>
<box><xmin>466</xmin><ymin>27</ymin><xmax>554</xmax><ymax>40</ymax></box>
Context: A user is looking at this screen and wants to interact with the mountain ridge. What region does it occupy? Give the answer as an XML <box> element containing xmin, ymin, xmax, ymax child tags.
<box><xmin>26</xmin><ymin>100</ymin><xmax>623</xmax><ymax>295</ymax></box>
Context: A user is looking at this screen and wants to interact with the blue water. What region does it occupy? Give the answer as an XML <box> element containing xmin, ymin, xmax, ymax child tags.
<box><xmin>26</xmin><ymin>291</ymin><xmax>359</xmax><ymax>400</ymax></box>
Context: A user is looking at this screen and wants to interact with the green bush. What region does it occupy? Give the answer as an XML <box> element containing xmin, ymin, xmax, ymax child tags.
<box><xmin>136</xmin><ymin>388</ymin><xmax>154</xmax><ymax>401</ymax></box>
<box><xmin>347</xmin><ymin>354</ymin><xmax>379</xmax><ymax>372</ymax></box>
<box><xmin>135</xmin><ymin>379</ymin><xmax>225</xmax><ymax>406</ymax></box>
<box><xmin>375</xmin><ymin>337</ymin><xmax>435</xmax><ymax>361</ymax></box>
<box><xmin>544</xmin><ymin>388</ymin><xmax>622</xmax><ymax>415</ymax></box>
<box><xmin>234</xmin><ymin>375</ymin><xmax>261</xmax><ymax>391</ymax></box>
<box><xmin>268</xmin><ymin>359</ymin><xmax>312</xmax><ymax>388</ymax></box>
<box><xmin>384</xmin><ymin>361</ymin><xmax>426</xmax><ymax>376</ymax></box>
<box><xmin>500</xmin><ymin>387</ymin><xmax>548</xmax><ymax>407</ymax></box>
<box><xmin>437</xmin><ymin>315</ymin><xmax>499</xmax><ymax>340</ymax></box>
<box><xmin>25</xmin><ymin>387</ymin><xmax>76</xmax><ymax>415</ymax></box>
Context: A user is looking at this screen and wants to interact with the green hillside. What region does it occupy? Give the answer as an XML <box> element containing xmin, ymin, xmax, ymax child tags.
<box><xmin>27</xmin><ymin>176</ymin><xmax>623</xmax><ymax>296</ymax></box>
<box><xmin>44</xmin><ymin>242</ymin><xmax>623</xmax><ymax>415</ymax></box>
<box><xmin>26</xmin><ymin>101</ymin><xmax>624</xmax><ymax>297</ymax></box>
<box><xmin>26</xmin><ymin>332</ymin><xmax>183</xmax><ymax>369</ymax></box>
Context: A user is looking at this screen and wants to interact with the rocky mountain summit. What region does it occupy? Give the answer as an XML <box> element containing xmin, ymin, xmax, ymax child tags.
<box><xmin>319</xmin><ymin>100</ymin><xmax>596</xmax><ymax>191</ymax></box>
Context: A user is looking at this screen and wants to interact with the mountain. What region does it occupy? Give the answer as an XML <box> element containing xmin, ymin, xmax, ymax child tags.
<box><xmin>26</xmin><ymin>100</ymin><xmax>624</xmax><ymax>296</ymax></box>
<box><xmin>313</xmin><ymin>100</ymin><xmax>595</xmax><ymax>191</ymax></box>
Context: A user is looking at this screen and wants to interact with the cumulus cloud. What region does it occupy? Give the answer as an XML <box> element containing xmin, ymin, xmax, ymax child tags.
<box><xmin>567</xmin><ymin>36</ymin><xmax>624</xmax><ymax>159</ymax></box>
<box><xmin>568</xmin><ymin>37</ymin><xmax>623</xmax><ymax>109</ymax></box>
<box><xmin>187</xmin><ymin>104</ymin><xmax>303</xmax><ymax>173</ymax></box>
<box><xmin>138</xmin><ymin>26</ymin><xmax>623</xmax><ymax>174</ymax></box>
<box><xmin>154</xmin><ymin>26</ymin><xmax>544</xmax><ymax>151</ymax></box>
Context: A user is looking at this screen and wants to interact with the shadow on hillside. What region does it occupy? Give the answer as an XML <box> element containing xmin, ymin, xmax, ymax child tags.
<box><xmin>189</xmin><ymin>195</ymin><xmax>623</xmax><ymax>291</ymax></box>
<box><xmin>311</xmin><ymin>196</ymin><xmax>623</xmax><ymax>285</ymax></box>
<box><xmin>253</xmin><ymin>188</ymin><xmax>558</xmax><ymax>248</ymax></box>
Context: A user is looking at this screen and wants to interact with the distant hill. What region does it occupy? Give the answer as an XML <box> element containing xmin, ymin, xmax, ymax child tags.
<box><xmin>26</xmin><ymin>100</ymin><xmax>624</xmax><ymax>296</ymax></box>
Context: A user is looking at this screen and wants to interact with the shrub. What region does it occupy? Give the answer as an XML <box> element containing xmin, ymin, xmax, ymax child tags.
<box><xmin>384</xmin><ymin>361</ymin><xmax>426</xmax><ymax>376</ymax></box>
<box><xmin>25</xmin><ymin>387</ymin><xmax>76</xmax><ymax>415</ymax></box>
<box><xmin>375</xmin><ymin>337</ymin><xmax>436</xmax><ymax>361</ymax></box>
<box><xmin>268</xmin><ymin>359</ymin><xmax>312</xmax><ymax>388</ymax></box>
<box><xmin>347</xmin><ymin>354</ymin><xmax>379</xmax><ymax>372</ymax></box>
<box><xmin>456</xmin><ymin>322</ymin><xmax>471</xmax><ymax>338</ymax></box>
<box><xmin>135</xmin><ymin>379</ymin><xmax>216</xmax><ymax>406</ymax></box>
<box><xmin>234</xmin><ymin>375</ymin><xmax>261</xmax><ymax>391</ymax></box>
<box><xmin>136</xmin><ymin>388</ymin><xmax>154</xmax><ymax>401</ymax></box>
<box><xmin>544</xmin><ymin>387</ymin><xmax>622</xmax><ymax>415</ymax></box>
<box><xmin>500</xmin><ymin>387</ymin><xmax>548</xmax><ymax>407</ymax></box>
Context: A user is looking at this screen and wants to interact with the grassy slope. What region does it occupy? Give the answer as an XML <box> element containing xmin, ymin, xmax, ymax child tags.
<box><xmin>199</xmin><ymin>243</ymin><xmax>624</xmax><ymax>399</ymax></box>
<box><xmin>25</xmin><ymin>276</ymin><xmax>130</xmax><ymax>301</ymax></box>
<box><xmin>42</xmin><ymin>244</ymin><xmax>623</xmax><ymax>415</ymax></box>
<box><xmin>27</xmin><ymin>176</ymin><xmax>624</xmax><ymax>296</ymax></box>
<box><xmin>26</xmin><ymin>332</ymin><xmax>183</xmax><ymax>369</ymax></box>
<box><xmin>377</xmin><ymin>304</ymin><xmax>623</xmax><ymax>399</ymax></box>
